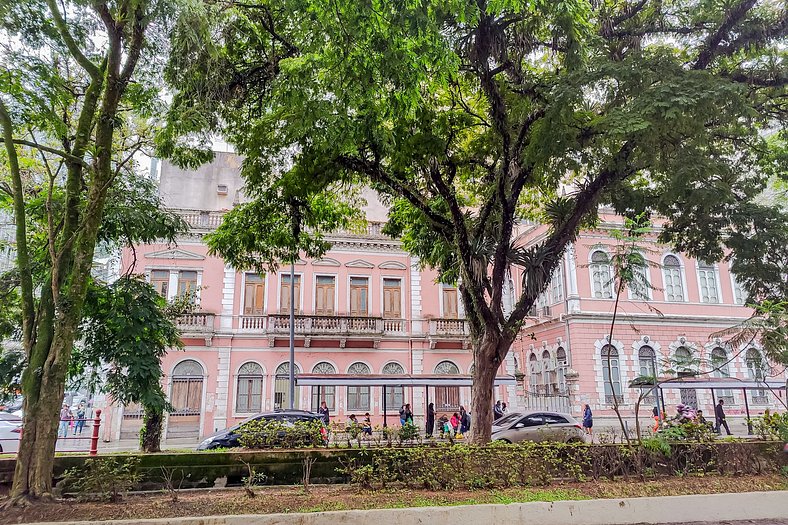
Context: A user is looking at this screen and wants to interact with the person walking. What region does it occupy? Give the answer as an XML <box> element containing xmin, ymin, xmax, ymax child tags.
<box><xmin>362</xmin><ymin>413</ymin><xmax>373</xmax><ymax>436</ymax></box>
<box><xmin>319</xmin><ymin>400</ymin><xmax>330</xmax><ymax>425</ymax></box>
<box><xmin>493</xmin><ymin>401</ymin><xmax>503</xmax><ymax>421</ymax></box>
<box><xmin>403</xmin><ymin>403</ymin><xmax>414</xmax><ymax>425</ymax></box>
<box><xmin>715</xmin><ymin>399</ymin><xmax>732</xmax><ymax>435</ymax></box>
<box><xmin>58</xmin><ymin>404</ymin><xmax>71</xmax><ymax>438</ymax></box>
<box><xmin>426</xmin><ymin>402</ymin><xmax>435</xmax><ymax>437</ymax></box>
<box><xmin>450</xmin><ymin>412</ymin><xmax>460</xmax><ymax>436</ymax></box>
<box><xmin>501</xmin><ymin>402</ymin><xmax>508</xmax><ymax>415</ymax></box>
<box><xmin>399</xmin><ymin>404</ymin><xmax>407</xmax><ymax>426</ymax></box>
<box><xmin>652</xmin><ymin>405</ymin><xmax>661</xmax><ymax>432</ymax></box>
<box><xmin>582</xmin><ymin>404</ymin><xmax>593</xmax><ymax>436</ymax></box>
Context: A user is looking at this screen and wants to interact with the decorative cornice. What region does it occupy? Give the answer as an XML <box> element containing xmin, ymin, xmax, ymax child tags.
<box><xmin>145</xmin><ymin>248</ymin><xmax>205</xmax><ymax>261</ymax></box>
<box><xmin>378</xmin><ymin>261</ymin><xmax>407</xmax><ymax>270</ymax></box>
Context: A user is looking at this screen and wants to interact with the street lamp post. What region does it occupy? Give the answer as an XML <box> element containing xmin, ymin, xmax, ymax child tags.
<box><xmin>289</xmin><ymin>260</ymin><xmax>295</xmax><ymax>410</ymax></box>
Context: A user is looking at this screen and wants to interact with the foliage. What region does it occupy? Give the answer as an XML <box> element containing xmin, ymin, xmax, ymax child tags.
<box><xmin>162</xmin><ymin>0</ymin><xmax>788</xmax><ymax>441</ymax></box>
<box><xmin>751</xmin><ymin>410</ymin><xmax>788</xmax><ymax>442</ymax></box>
<box><xmin>714</xmin><ymin>301</ymin><xmax>788</xmax><ymax>367</ymax></box>
<box><xmin>61</xmin><ymin>457</ymin><xmax>141</xmax><ymax>502</ymax></box>
<box><xmin>237</xmin><ymin>419</ymin><xmax>327</xmax><ymax>449</ymax></box>
<box><xmin>337</xmin><ymin>441</ymin><xmax>779</xmax><ymax>490</ymax></box>
<box><xmin>0</xmin><ymin>345</ymin><xmax>24</xmax><ymax>403</ymax></box>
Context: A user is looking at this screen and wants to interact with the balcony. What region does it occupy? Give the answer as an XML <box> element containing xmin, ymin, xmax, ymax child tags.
<box><xmin>176</xmin><ymin>209</ymin><xmax>225</xmax><ymax>230</ymax></box>
<box><xmin>176</xmin><ymin>313</ymin><xmax>216</xmax><ymax>345</ymax></box>
<box><xmin>428</xmin><ymin>318</ymin><xmax>470</xmax><ymax>349</ymax></box>
<box><xmin>267</xmin><ymin>314</ymin><xmax>403</xmax><ymax>336</ymax></box>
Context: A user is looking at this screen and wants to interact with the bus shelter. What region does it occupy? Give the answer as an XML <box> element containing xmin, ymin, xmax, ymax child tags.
<box><xmin>296</xmin><ymin>373</ymin><xmax>517</xmax><ymax>427</ymax></box>
<box><xmin>630</xmin><ymin>376</ymin><xmax>786</xmax><ymax>434</ymax></box>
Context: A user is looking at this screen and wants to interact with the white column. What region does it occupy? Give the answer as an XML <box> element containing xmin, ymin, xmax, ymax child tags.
<box><xmin>565</xmin><ymin>243</ymin><xmax>580</xmax><ymax>313</ymax></box>
<box><xmin>167</xmin><ymin>270</ymin><xmax>179</xmax><ymax>301</ymax></box>
<box><xmin>505</xmin><ymin>352</ymin><xmax>519</xmax><ymax>410</ymax></box>
<box><xmin>221</xmin><ymin>265</ymin><xmax>236</xmax><ymax>330</ymax></box>
<box><xmin>411</xmin><ymin>347</ymin><xmax>425</xmax><ymax>418</ymax></box>
<box><xmin>213</xmin><ymin>346</ymin><xmax>231</xmax><ymax>432</ymax></box>
<box><xmin>410</xmin><ymin>258</ymin><xmax>423</xmax><ymax>334</ymax></box>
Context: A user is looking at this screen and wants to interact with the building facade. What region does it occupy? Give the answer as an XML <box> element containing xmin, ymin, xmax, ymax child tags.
<box><xmin>107</xmin><ymin>154</ymin><xmax>785</xmax><ymax>441</ymax></box>
<box><xmin>108</xmin><ymin>153</ymin><xmax>516</xmax><ymax>441</ymax></box>
<box><xmin>510</xmin><ymin>216</ymin><xmax>787</xmax><ymax>430</ymax></box>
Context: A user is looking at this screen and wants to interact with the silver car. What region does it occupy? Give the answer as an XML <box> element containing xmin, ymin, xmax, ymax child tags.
<box><xmin>491</xmin><ymin>411</ymin><xmax>585</xmax><ymax>444</ymax></box>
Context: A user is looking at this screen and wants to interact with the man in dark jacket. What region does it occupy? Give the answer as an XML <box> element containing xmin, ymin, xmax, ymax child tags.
<box><xmin>493</xmin><ymin>401</ymin><xmax>503</xmax><ymax>420</ymax></box>
<box><xmin>715</xmin><ymin>399</ymin><xmax>731</xmax><ymax>435</ymax></box>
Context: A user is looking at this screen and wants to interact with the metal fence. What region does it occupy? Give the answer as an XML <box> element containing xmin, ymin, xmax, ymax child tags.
<box><xmin>520</xmin><ymin>391</ymin><xmax>572</xmax><ymax>413</ymax></box>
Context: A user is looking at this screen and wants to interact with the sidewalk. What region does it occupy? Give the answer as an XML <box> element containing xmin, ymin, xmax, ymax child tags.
<box><xmin>24</xmin><ymin>490</ymin><xmax>788</xmax><ymax>525</ymax></box>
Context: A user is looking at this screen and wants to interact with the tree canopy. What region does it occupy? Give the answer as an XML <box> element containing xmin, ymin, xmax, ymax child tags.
<box><xmin>163</xmin><ymin>0</ymin><xmax>787</xmax><ymax>442</ymax></box>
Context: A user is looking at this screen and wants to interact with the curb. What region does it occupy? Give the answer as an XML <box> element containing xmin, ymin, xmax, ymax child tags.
<box><xmin>26</xmin><ymin>490</ymin><xmax>788</xmax><ymax>525</ymax></box>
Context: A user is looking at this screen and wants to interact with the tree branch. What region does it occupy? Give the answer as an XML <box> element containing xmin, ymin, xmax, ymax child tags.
<box><xmin>693</xmin><ymin>0</ymin><xmax>758</xmax><ymax>70</ymax></box>
<box><xmin>46</xmin><ymin>0</ymin><xmax>100</xmax><ymax>79</ymax></box>
<box><xmin>0</xmin><ymin>138</ymin><xmax>90</xmax><ymax>167</ymax></box>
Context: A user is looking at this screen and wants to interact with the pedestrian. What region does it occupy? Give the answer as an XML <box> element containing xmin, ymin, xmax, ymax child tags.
<box><xmin>494</xmin><ymin>400</ymin><xmax>503</xmax><ymax>420</ymax></box>
<box><xmin>58</xmin><ymin>404</ymin><xmax>71</xmax><ymax>438</ymax></box>
<box><xmin>74</xmin><ymin>402</ymin><xmax>86</xmax><ymax>435</ymax></box>
<box><xmin>460</xmin><ymin>405</ymin><xmax>470</xmax><ymax>435</ymax></box>
<box><xmin>399</xmin><ymin>404</ymin><xmax>407</xmax><ymax>426</ymax></box>
<box><xmin>582</xmin><ymin>404</ymin><xmax>593</xmax><ymax>436</ymax></box>
<box><xmin>404</xmin><ymin>403</ymin><xmax>413</xmax><ymax>425</ymax></box>
<box><xmin>426</xmin><ymin>402</ymin><xmax>435</xmax><ymax>437</ymax></box>
<box><xmin>715</xmin><ymin>399</ymin><xmax>732</xmax><ymax>435</ymax></box>
<box><xmin>319</xmin><ymin>400</ymin><xmax>330</xmax><ymax>425</ymax></box>
<box><xmin>362</xmin><ymin>413</ymin><xmax>373</xmax><ymax>436</ymax></box>
<box><xmin>501</xmin><ymin>402</ymin><xmax>508</xmax><ymax>415</ymax></box>
<box><xmin>652</xmin><ymin>405</ymin><xmax>660</xmax><ymax>432</ymax></box>
<box><xmin>450</xmin><ymin>412</ymin><xmax>460</xmax><ymax>436</ymax></box>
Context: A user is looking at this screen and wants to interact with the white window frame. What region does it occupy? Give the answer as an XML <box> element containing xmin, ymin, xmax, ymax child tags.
<box><xmin>661</xmin><ymin>253</ymin><xmax>688</xmax><ymax>302</ymax></box>
<box><xmin>347</xmin><ymin>274</ymin><xmax>372</xmax><ymax>316</ymax></box>
<box><xmin>276</xmin><ymin>271</ymin><xmax>304</xmax><ymax>313</ymax></box>
<box><xmin>729</xmin><ymin>263</ymin><xmax>747</xmax><ymax>305</ymax></box>
<box><xmin>627</xmin><ymin>254</ymin><xmax>652</xmax><ymax>301</ymax></box>
<box><xmin>589</xmin><ymin>248</ymin><xmax>614</xmax><ymax>300</ymax></box>
<box><xmin>239</xmin><ymin>272</ymin><xmax>268</xmax><ymax>317</ymax></box>
<box><xmin>233</xmin><ymin>361</ymin><xmax>266</xmax><ymax>416</ymax></box>
<box><xmin>696</xmin><ymin>260</ymin><xmax>722</xmax><ymax>304</ymax></box>
<box><xmin>439</xmin><ymin>283</ymin><xmax>463</xmax><ymax>318</ymax></box>
<box><xmin>379</xmin><ymin>275</ymin><xmax>404</xmax><ymax>319</ymax></box>
<box><xmin>312</xmin><ymin>273</ymin><xmax>339</xmax><ymax>315</ymax></box>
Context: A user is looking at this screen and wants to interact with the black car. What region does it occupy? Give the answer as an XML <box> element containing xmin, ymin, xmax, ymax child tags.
<box><xmin>197</xmin><ymin>410</ymin><xmax>326</xmax><ymax>450</ymax></box>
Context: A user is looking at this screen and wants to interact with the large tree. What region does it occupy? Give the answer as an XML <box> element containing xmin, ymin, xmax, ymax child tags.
<box><xmin>0</xmin><ymin>0</ymin><xmax>179</xmax><ymax>502</ymax></box>
<box><xmin>163</xmin><ymin>0</ymin><xmax>788</xmax><ymax>443</ymax></box>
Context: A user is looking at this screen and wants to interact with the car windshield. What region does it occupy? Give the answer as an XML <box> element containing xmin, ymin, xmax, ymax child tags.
<box><xmin>495</xmin><ymin>413</ymin><xmax>522</xmax><ymax>426</ymax></box>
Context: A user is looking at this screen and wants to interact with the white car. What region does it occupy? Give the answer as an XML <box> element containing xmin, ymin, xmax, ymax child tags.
<box><xmin>0</xmin><ymin>415</ymin><xmax>22</xmax><ymax>454</ymax></box>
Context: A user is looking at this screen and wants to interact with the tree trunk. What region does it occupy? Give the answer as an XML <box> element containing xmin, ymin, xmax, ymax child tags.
<box><xmin>470</xmin><ymin>334</ymin><xmax>508</xmax><ymax>444</ymax></box>
<box><xmin>140</xmin><ymin>407</ymin><xmax>163</xmax><ymax>453</ymax></box>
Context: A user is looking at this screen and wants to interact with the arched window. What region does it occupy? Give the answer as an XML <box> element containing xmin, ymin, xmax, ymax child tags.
<box><xmin>236</xmin><ymin>362</ymin><xmax>264</xmax><ymax>413</ymax></box>
<box><xmin>637</xmin><ymin>346</ymin><xmax>657</xmax><ymax>404</ymax></box>
<box><xmin>674</xmin><ymin>346</ymin><xmax>693</xmax><ymax>373</ymax></box>
<box><xmin>556</xmin><ymin>347</ymin><xmax>568</xmax><ymax>393</ymax></box>
<box><xmin>638</xmin><ymin>346</ymin><xmax>657</xmax><ymax>379</ymax></box>
<box><xmin>168</xmin><ymin>360</ymin><xmax>204</xmax><ymax>439</ymax></box>
<box><xmin>745</xmin><ymin>348</ymin><xmax>768</xmax><ymax>404</ymax></box>
<box><xmin>662</xmin><ymin>255</ymin><xmax>685</xmax><ymax>302</ymax></box>
<box><xmin>601</xmin><ymin>345</ymin><xmax>621</xmax><ymax>404</ymax></box>
<box><xmin>310</xmin><ymin>362</ymin><xmax>336</xmax><ymax>412</ymax></box>
<box><xmin>347</xmin><ymin>362</ymin><xmax>371</xmax><ymax>412</ymax></box>
<box><xmin>590</xmin><ymin>250</ymin><xmax>613</xmax><ymax>299</ymax></box>
<box><xmin>711</xmin><ymin>347</ymin><xmax>734</xmax><ymax>405</ymax></box>
<box><xmin>697</xmin><ymin>261</ymin><xmax>719</xmax><ymax>303</ymax></box>
<box><xmin>542</xmin><ymin>350</ymin><xmax>554</xmax><ymax>392</ymax></box>
<box><xmin>434</xmin><ymin>360</ymin><xmax>460</xmax><ymax>411</ymax></box>
<box><xmin>528</xmin><ymin>352</ymin><xmax>540</xmax><ymax>391</ymax></box>
<box><xmin>628</xmin><ymin>252</ymin><xmax>650</xmax><ymax>300</ymax></box>
<box><xmin>382</xmin><ymin>362</ymin><xmax>405</xmax><ymax>410</ymax></box>
<box><xmin>274</xmin><ymin>362</ymin><xmax>301</xmax><ymax>410</ymax></box>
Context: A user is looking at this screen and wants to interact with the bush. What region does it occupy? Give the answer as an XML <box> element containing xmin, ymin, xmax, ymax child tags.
<box><xmin>751</xmin><ymin>410</ymin><xmax>788</xmax><ymax>442</ymax></box>
<box><xmin>61</xmin><ymin>457</ymin><xmax>141</xmax><ymax>502</ymax></box>
<box><xmin>237</xmin><ymin>419</ymin><xmax>326</xmax><ymax>449</ymax></box>
<box><xmin>338</xmin><ymin>441</ymin><xmax>778</xmax><ymax>490</ymax></box>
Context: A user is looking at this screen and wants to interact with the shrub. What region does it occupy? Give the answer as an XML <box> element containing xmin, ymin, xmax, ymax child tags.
<box><xmin>237</xmin><ymin>419</ymin><xmax>326</xmax><ymax>449</ymax></box>
<box><xmin>751</xmin><ymin>410</ymin><xmax>788</xmax><ymax>442</ymax></box>
<box><xmin>61</xmin><ymin>457</ymin><xmax>141</xmax><ymax>502</ymax></box>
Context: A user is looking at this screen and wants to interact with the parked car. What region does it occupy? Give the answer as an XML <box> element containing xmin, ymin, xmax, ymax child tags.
<box><xmin>197</xmin><ymin>410</ymin><xmax>326</xmax><ymax>450</ymax></box>
<box><xmin>0</xmin><ymin>418</ymin><xmax>22</xmax><ymax>454</ymax></box>
<box><xmin>491</xmin><ymin>411</ymin><xmax>585</xmax><ymax>444</ymax></box>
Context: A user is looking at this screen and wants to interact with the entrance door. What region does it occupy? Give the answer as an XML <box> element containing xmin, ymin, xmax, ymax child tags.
<box><xmin>167</xmin><ymin>360</ymin><xmax>204</xmax><ymax>439</ymax></box>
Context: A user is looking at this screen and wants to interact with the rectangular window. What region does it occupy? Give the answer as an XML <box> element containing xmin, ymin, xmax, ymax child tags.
<box><xmin>434</xmin><ymin>387</ymin><xmax>460</xmax><ymax>410</ymax></box>
<box><xmin>698</xmin><ymin>263</ymin><xmax>719</xmax><ymax>303</ymax></box>
<box><xmin>350</xmin><ymin>277</ymin><xmax>369</xmax><ymax>316</ymax></box>
<box><xmin>243</xmin><ymin>274</ymin><xmax>265</xmax><ymax>315</ymax></box>
<box><xmin>280</xmin><ymin>274</ymin><xmax>301</xmax><ymax>313</ymax></box>
<box><xmin>346</xmin><ymin>386</ymin><xmax>370</xmax><ymax>411</ymax></box>
<box><xmin>150</xmin><ymin>270</ymin><xmax>169</xmax><ymax>297</ymax></box>
<box><xmin>385</xmin><ymin>386</ymin><xmax>404</xmax><ymax>409</ymax></box>
<box><xmin>382</xmin><ymin>278</ymin><xmax>402</xmax><ymax>318</ymax></box>
<box><xmin>315</xmin><ymin>276</ymin><xmax>335</xmax><ymax>315</ymax></box>
<box><xmin>442</xmin><ymin>287</ymin><xmax>458</xmax><ymax>318</ymax></box>
<box><xmin>236</xmin><ymin>377</ymin><xmax>263</xmax><ymax>413</ymax></box>
<box><xmin>732</xmin><ymin>275</ymin><xmax>746</xmax><ymax>305</ymax></box>
<box><xmin>550</xmin><ymin>266</ymin><xmax>563</xmax><ymax>304</ymax></box>
<box><xmin>629</xmin><ymin>265</ymin><xmax>651</xmax><ymax>300</ymax></box>
<box><xmin>177</xmin><ymin>271</ymin><xmax>198</xmax><ymax>302</ymax></box>
<box><xmin>311</xmin><ymin>386</ymin><xmax>336</xmax><ymax>411</ymax></box>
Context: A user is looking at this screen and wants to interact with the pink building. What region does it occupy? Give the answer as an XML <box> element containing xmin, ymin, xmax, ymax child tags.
<box><xmin>510</xmin><ymin>214</ymin><xmax>786</xmax><ymax>431</ymax></box>
<box><xmin>106</xmin><ymin>155</ymin><xmax>784</xmax><ymax>441</ymax></box>
<box><xmin>108</xmin><ymin>154</ymin><xmax>516</xmax><ymax>441</ymax></box>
